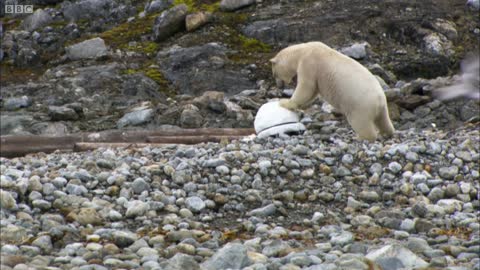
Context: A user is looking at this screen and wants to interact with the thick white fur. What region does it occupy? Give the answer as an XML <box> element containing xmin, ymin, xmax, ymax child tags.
<box><xmin>271</xmin><ymin>41</ymin><xmax>395</xmax><ymax>142</ymax></box>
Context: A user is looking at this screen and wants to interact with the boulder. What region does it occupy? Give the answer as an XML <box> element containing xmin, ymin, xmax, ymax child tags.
<box><xmin>65</xmin><ymin>38</ymin><xmax>108</xmax><ymax>60</ymax></box>
<box><xmin>186</xmin><ymin>12</ymin><xmax>212</xmax><ymax>32</ymax></box>
<box><xmin>220</xmin><ymin>0</ymin><xmax>255</xmax><ymax>11</ymax></box>
<box><xmin>117</xmin><ymin>107</ymin><xmax>154</xmax><ymax>128</ymax></box>
<box><xmin>22</xmin><ymin>9</ymin><xmax>52</xmax><ymax>32</ymax></box>
<box><xmin>153</xmin><ymin>4</ymin><xmax>188</xmax><ymax>42</ymax></box>
<box><xmin>366</xmin><ymin>244</ymin><xmax>428</xmax><ymax>269</ymax></box>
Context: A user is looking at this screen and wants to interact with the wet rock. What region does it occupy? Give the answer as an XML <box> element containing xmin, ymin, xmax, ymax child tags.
<box><xmin>48</xmin><ymin>106</ymin><xmax>79</xmax><ymax>121</ymax></box>
<box><xmin>340</xmin><ymin>42</ymin><xmax>368</xmax><ymax>60</ymax></box>
<box><xmin>185</xmin><ymin>196</ymin><xmax>206</xmax><ymax>213</ymax></box>
<box><xmin>192</xmin><ymin>91</ymin><xmax>226</xmax><ymax>113</ymax></box>
<box><xmin>131</xmin><ymin>178</ymin><xmax>150</xmax><ymax>194</ymax></box>
<box><xmin>422</xmin><ymin>32</ymin><xmax>453</xmax><ymax>57</ymax></box>
<box><xmin>16</xmin><ymin>47</ymin><xmax>40</xmax><ymax>68</ymax></box>
<box><xmin>72</xmin><ymin>208</ymin><xmax>103</xmax><ymax>226</ymax></box>
<box><xmin>126</xmin><ymin>200</ymin><xmax>150</xmax><ymax>218</ymax></box>
<box><xmin>0</xmin><ymin>189</ymin><xmax>16</xmax><ymax>210</ymax></box>
<box><xmin>220</xmin><ymin>0</ymin><xmax>255</xmax><ymax>11</ymax></box>
<box><xmin>3</xmin><ymin>96</ymin><xmax>32</xmax><ymax>111</ymax></box>
<box><xmin>66</xmin><ymin>38</ymin><xmax>108</xmax><ymax>60</ymax></box>
<box><xmin>431</xmin><ymin>19</ymin><xmax>458</xmax><ymax>40</ymax></box>
<box><xmin>31</xmin><ymin>235</ymin><xmax>53</xmax><ymax>252</ymax></box>
<box><xmin>117</xmin><ymin>107</ymin><xmax>154</xmax><ymax>128</ymax></box>
<box><xmin>0</xmin><ymin>114</ymin><xmax>34</xmax><ymax>135</ymax></box>
<box><xmin>180</xmin><ymin>105</ymin><xmax>204</xmax><ymax>128</ymax></box>
<box><xmin>153</xmin><ymin>4</ymin><xmax>188</xmax><ymax>42</ymax></box>
<box><xmin>439</xmin><ymin>166</ymin><xmax>459</xmax><ymax>180</ymax></box>
<box><xmin>201</xmin><ymin>243</ymin><xmax>251</xmax><ymax>270</ymax></box>
<box><xmin>262</xmin><ymin>240</ymin><xmax>292</xmax><ymax>258</ymax></box>
<box><xmin>248</xmin><ymin>203</ymin><xmax>277</xmax><ymax>217</ymax></box>
<box><xmin>0</xmin><ymin>225</ymin><xmax>27</xmax><ymax>245</ymax></box>
<box><xmin>112</xmin><ymin>230</ymin><xmax>138</xmax><ymax>248</ymax></box>
<box><xmin>160</xmin><ymin>253</ymin><xmax>200</xmax><ymax>270</ymax></box>
<box><xmin>396</xmin><ymin>95</ymin><xmax>431</xmax><ymax>110</ymax></box>
<box><xmin>366</xmin><ymin>244</ymin><xmax>428</xmax><ymax>269</ymax></box>
<box><xmin>330</xmin><ymin>231</ymin><xmax>354</xmax><ymax>247</ymax></box>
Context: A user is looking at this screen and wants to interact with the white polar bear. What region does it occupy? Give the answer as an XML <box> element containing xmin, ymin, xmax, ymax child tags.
<box><xmin>270</xmin><ymin>41</ymin><xmax>395</xmax><ymax>142</ymax></box>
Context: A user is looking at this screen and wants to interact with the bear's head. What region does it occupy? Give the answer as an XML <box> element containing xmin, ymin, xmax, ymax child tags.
<box><xmin>270</xmin><ymin>57</ymin><xmax>296</xmax><ymax>89</ymax></box>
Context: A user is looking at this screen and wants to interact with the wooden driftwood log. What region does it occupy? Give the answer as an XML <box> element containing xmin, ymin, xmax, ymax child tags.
<box><xmin>73</xmin><ymin>143</ymin><xmax>169</xmax><ymax>152</ymax></box>
<box><xmin>146</xmin><ymin>135</ymin><xmax>246</xmax><ymax>144</ymax></box>
<box><xmin>0</xmin><ymin>128</ymin><xmax>255</xmax><ymax>158</ymax></box>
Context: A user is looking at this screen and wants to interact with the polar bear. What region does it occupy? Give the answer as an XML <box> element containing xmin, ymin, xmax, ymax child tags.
<box><xmin>270</xmin><ymin>41</ymin><xmax>395</xmax><ymax>142</ymax></box>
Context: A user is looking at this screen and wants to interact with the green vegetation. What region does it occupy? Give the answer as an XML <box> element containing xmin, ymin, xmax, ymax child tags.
<box><xmin>200</xmin><ymin>1</ymin><xmax>220</xmax><ymax>12</ymax></box>
<box><xmin>173</xmin><ymin>0</ymin><xmax>221</xmax><ymax>12</ymax></box>
<box><xmin>0</xmin><ymin>17</ymin><xmax>22</xmax><ymax>30</ymax></box>
<box><xmin>99</xmin><ymin>12</ymin><xmax>161</xmax><ymax>49</ymax></box>
<box><xmin>173</xmin><ymin>0</ymin><xmax>196</xmax><ymax>12</ymax></box>
<box><xmin>124</xmin><ymin>41</ymin><xmax>160</xmax><ymax>55</ymax></box>
<box><xmin>121</xmin><ymin>65</ymin><xmax>176</xmax><ymax>97</ymax></box>
<box><xmin>238</xmin><ymin>35</ymin><xmax>271</xmax><ymax>53</ymax></box>
<box><xmin>217</xmin><ymin>12</ymin><xmax>248</xmax><ymax>25</ymax></box>
<box><xmin>47</xmin><ymin>20</ymin><xmax>69</xmax><ymax>29</ymax></box>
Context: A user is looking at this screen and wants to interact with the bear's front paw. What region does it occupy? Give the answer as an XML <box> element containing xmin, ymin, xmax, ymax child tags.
<box><xmin>279</xmin><ymin>99</ymin><xmax>299</xmax><ymax>111</ymax></box>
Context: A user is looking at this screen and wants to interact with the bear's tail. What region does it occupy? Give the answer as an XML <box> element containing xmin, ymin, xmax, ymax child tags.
<box><xmin>375</xmin><ymin>105</ymin><xmax>395</xmax><ymax>137</ymax></box>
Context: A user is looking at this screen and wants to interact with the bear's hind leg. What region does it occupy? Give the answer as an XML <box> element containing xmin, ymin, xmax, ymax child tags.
<box><xmin>347</xmin><ymin>114</ymin><xmax>378</xmax><ymax>142</ymax></box>
<box><xmin>375</xmin><ymin>106</ymin><xmax>395</xmax><ymax>138</ymax></box>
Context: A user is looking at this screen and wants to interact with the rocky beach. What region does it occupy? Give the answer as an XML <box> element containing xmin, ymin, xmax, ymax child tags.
<box><xmin>1</xmin><ymin>0</ymin><xmax>479</xmax><ymax>269</ymax></box>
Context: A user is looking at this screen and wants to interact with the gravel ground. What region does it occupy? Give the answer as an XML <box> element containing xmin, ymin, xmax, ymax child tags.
<box><xmin>0</xmin><ymin>122</ymin><xmax>479</xmax><ymax>270</ymax></box>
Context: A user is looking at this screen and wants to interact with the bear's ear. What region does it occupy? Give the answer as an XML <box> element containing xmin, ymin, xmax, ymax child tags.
<box><xmin>269</xmin><ymin>58</ymin><xmax>277</xmax><ymax>64</ymax></box>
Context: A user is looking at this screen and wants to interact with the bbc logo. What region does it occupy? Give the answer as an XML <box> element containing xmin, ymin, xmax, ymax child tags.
<box><xmin>5</xmin><ymin>5</ymin><xmax>34</xmax><ymax>14</ymax></box>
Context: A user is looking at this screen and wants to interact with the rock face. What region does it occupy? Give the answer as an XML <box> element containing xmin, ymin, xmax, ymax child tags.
<box><xmin>65</xmin><ymin>38</ymin><xmax>108</xmax><ymax>60</ymax></box>
<box><xmin>22</xmin><ymin>9</ymin><xmax>52</xmax><ymax>32</ymax></box>
<box><xmin>62</xmin><ymin>0</ymin><xmax>122</xmax><ymax>21</ymax></box>
<box><xmin>157</xmin><ymin>43</ymin><xmax>256</xmax><ymax>96</ymax></box>
<box><xmin>153</xmin><ymin>4</ymin><xmax>188</xmax><ymax>42</ymax></box>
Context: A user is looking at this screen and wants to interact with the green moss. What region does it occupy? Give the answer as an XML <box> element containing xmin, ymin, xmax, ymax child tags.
<box><xmin>0</xmin><ymin>17</ymin><xmax>22</xmax><ymax>30</ymax></box>
<box><xmin>121</xmin><ymin>66</ymin><xmax>176</xmax><ymax>97</ymax></box>
<box><xmin>238</xmin><ymin>35</ymin><xmax>271</xmax><ymax>53</ymax></box>
<box><xmin>174</xmin><ymin>0</ymin><xmax>197</xmax><ymax>12</ymax></box>
<box><xmin>173</xmin><ymin>0</ymin><xmax>220</xmax><ymax>12</ymax></box>
<box><xmin>47</xmin><ymin>20</ymin><xmax>69</xmax><ymax>29</ymax></box>
<box><xmin>200</xmin><ymin>1</ymin><xmax>220</xmax><ymax>12</ymax></box>
<box><xmin>121</xmin><ymin>69</ymin><xmax>137</xmax><ymax>75</ymax></box>
<box><xmin>123</xmin><ymin>41</ymin><xmax>160</xmax><ymax>55</ymax></box>
<box><xmin>0</xmin><ymin>62</ymin><xmax>43</xmax><ymax>85</ymax></box>
<box><xmin>217</xmin><ymin>12</ymin><xmax>248</xmax><ymax>26</ymax></box>
<box><xmin>99</xmin><ymin>12</ymin><xmax>161</xmax><ymax>49</ymax></box>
